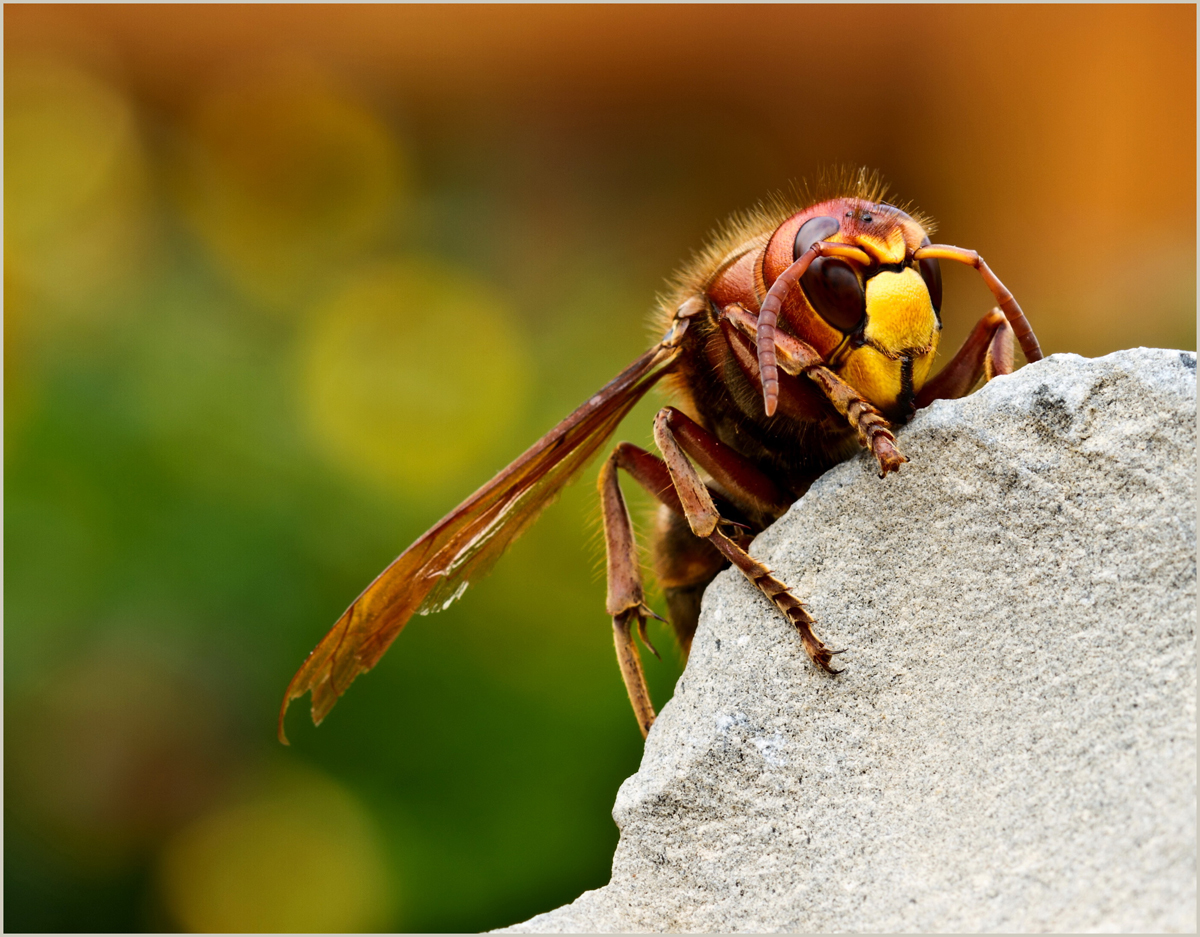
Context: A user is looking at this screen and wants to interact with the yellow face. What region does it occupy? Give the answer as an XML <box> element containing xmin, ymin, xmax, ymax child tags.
<box><xmin>835</xmin><ymin>266</ymin><xmax>940</xmax><ymax>417</ymax></box>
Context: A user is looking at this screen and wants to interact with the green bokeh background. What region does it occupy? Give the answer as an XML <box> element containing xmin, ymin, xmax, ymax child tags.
<box><xmin>5</xmin><ymin>5</ymin><xmax>1195</xmax><ymax>932</ymax></box>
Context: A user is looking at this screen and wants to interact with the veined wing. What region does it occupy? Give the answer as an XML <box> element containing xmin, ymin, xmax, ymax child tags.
<box><xmin>279</xmin><ymin>340</ymin><xmax>681</xmax><ymax>742</ymax></box>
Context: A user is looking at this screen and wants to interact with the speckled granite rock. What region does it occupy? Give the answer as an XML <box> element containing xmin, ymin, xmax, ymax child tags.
<box><xmin>500</xmin><ymin>348</ymin><xmax>1196</xmax><ymax>934</ymax></box>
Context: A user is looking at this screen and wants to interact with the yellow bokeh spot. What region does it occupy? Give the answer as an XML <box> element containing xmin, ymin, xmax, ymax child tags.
<box><xmin>302</xmin><ymin>259</ymin><xmax>530</xmax><ymax>495</ymax></box>
<box><xmin>3</xmin><ymin>53</ymin><xmax>150</xmax><ymax>314</ymax></box>
<box><xmin>158</xmin><ymin>764</ymin><xmax>393</xmax><ymax>933</ymax></box>
<box><xmin>178</xmin><ymin>59</ymin><xmax>406</xmax><ymax>309</ymax></box>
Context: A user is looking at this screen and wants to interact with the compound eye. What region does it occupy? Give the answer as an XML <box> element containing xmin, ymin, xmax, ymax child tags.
<box><xmin>793</xmin><ymin>215</ymin><xmax>840</xmax><ymax>260</ymax></box>
<box><xmin>917</xmin><ymin>235</ymin><xmax>943</xmax><ymax>316</ymax></box>
<box><xmin>877</xmin><ymin>202</ymin><xmax>914</xmax><ymax>222</ymax></box>
<box><xmin>801</xmin><ymin>257</ymin><xmax>865</xmax><ymax>333</ymax></box>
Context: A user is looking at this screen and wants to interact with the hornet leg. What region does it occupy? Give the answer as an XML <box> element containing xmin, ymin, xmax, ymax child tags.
<box><xmin>599</xmin><ymin>441</ymin><xmax>737</xmax><ymax>736</ymax></box>
<box><xmin>723</xmin><ymin>304</ymin><xmax>906</xmax><ymax>476</ymax></box>
<box><xmin>652</xmin><ymin>408</ymin><xmax>841</xmax><ymax>675</ymax></box>
<box><xmin>598</xmin><ymin>447</ymin><xmax>662</xmax><ymax>738</ymax></box>
<box><xmin>599</xmin><ymin>430</ymin><xmax>801</xmax><ymax>734</ymax></box>
<box><xmin>916</xmin><ymin>308</ymin><xmax>1015</xmax><ymax>407</ymax></box>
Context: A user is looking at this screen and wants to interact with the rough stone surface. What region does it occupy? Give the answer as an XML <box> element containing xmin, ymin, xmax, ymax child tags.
<box><xmin>501</xmin><ymin>348</ymin><xmax>1197</xmax><ymax>934</ymax></box>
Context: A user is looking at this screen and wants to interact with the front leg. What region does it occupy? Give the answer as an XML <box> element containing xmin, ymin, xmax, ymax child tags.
<box><xmin>915</xmin><ymin>308</ymin><xmax>1014</xmax><ymax>407</ymax></box>
<box><xmin>652</xmin><ymin>409</ymin><xmax>841</xmax><ymax>675</ymax></box>
<box><xmin>723</xmin><ymin>304</ymin><xmax>906</xmax><ymax>477</ymax></box>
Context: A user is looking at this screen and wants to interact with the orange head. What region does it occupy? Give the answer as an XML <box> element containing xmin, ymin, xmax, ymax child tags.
<box><xmin>762</xmin><ymin>198</ymin><xmax>943</xmax><ymax>418</ymax></box>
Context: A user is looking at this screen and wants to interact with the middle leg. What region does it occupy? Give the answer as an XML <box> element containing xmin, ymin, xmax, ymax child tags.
<box><xmin>652</xmin><ymin>408</ymin><xmax>841</xmax><ymax>674</ymax></box>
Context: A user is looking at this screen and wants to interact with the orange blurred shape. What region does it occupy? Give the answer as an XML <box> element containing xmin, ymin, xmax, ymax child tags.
<box><xmin>175</xmin><ymin>58</ymin><xmax>406</xmax><ymax>311</ymax></box>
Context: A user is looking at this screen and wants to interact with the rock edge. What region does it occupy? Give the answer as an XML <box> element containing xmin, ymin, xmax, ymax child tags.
<box><xmin>501</xmin><ymin>348</ymin><xmax>1197</xmax><ymax>933</ymax></box>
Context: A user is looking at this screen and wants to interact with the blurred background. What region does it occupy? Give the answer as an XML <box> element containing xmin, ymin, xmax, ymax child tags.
<box><xmin>4</xmin><ymin>4</ymin><xmax>1194</xmax><ymax>932</ymax></box>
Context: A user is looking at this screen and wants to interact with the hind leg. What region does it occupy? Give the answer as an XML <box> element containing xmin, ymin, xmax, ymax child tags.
<box><xmin>600</xmin><ymin>442</ymin><xmax>735</xmax><ymax>737</ymax></box>
<box><xmin>599</xmin><ymin>438</ymin><xmax>772</xmax><ymax>736</ymax></box>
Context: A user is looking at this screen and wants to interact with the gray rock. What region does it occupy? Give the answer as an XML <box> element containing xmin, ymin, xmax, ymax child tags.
<box><xmin>501</xmin><ymin>348</ymin><xmax>1196</xmax><ymax>934</ymax></box>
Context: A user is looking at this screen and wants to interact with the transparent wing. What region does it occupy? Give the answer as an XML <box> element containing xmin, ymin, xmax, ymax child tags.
<box><xmin>279</xmin><ymin>342</ymin><xmax>681</xmax><ymax>741</ymax></box>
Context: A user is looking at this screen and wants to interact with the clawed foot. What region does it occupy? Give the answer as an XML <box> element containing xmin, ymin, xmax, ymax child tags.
<box><xmin>779</xmin><ymin>597</ymin><xmax>843</xmax><ymax>676</ymax></box>
<box><xmin>865</xmin><ymin>423</ymin><xmax>907</xmax><ymax>477</ymax></box>
<box><xmin>798</xmin><ymin>624</ymin><xmax>843</xmax><ymax>675</ymax></box>
<box><xmin>634</xmin><ymin>604</ymin><xmax>663</xmax><ymax>660</ymax></box>
<box><xmin>707</xmin><ymin>529</ymin><xmax>846</xmax><ymax>678</ymax></box>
